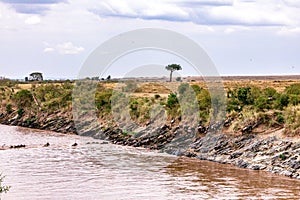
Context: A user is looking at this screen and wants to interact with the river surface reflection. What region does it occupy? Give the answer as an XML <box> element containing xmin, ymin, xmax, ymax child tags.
<box><xmin>0</xmin><ymin>125</ymin><xmax>299</xmax><ymax>199</ymax></box>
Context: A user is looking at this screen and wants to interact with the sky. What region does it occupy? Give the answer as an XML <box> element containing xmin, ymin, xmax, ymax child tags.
<box><xmin>0</xmin><ymin>0</ymin><xmax>299</xmax><ymax>79</ymax></box>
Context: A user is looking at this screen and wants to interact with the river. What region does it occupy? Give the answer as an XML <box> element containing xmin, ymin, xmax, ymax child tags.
<box><xmin>0</xmin><ymin>124</ymin><xmax>299</xmax><ymax>199</ymax></box>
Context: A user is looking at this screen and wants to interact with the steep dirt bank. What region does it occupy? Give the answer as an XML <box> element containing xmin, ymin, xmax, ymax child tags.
<box><xmin>1</xmin><ymin>110</ymin><xmax>300</xmax><ymax>181</ymax></box>
<box><xmin>0</xmin><ymin>111</ymin><xmax>76</xmax><ymax>134</ymax></box>
<box><xmin>89</xmin><ymin>124</ymin><xmax>300</xmax><ymax>180</ymax></box>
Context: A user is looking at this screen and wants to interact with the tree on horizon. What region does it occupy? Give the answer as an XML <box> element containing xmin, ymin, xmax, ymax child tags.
<box><xmin>29</xmin><ymin>72</ymin><xmax>43</xmax><ymax>81</ymax></box>
<box><xmin>165</xmin><ymin>64</ymin><xmax>182</xmax><ymax>82</ymax></box>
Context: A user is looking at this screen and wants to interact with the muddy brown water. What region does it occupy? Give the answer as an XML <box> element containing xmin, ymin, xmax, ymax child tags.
<box><xmin>0</xmin><ymin>125</ymin><xmax>299</xmax><ymax>199</ymax></box>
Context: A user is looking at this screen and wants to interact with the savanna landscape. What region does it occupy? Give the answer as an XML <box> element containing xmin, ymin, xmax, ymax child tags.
<box><xmin>1</xmin><ymin>0</ymin><xmax>300</xmax><ymax>199</ymax></box>
<box><xmin>1</xmin><ymin>76</ymin><xmax>300</xmax><ymax>136</ymax></box>
<box><xmin>1</xmin><ymin>76</ymin><xmax>300</xmax><ymax>181</ymax></box>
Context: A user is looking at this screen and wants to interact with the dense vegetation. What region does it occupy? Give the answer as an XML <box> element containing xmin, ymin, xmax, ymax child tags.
<box><xmin>0</xmin><ymin>79</ymin><xmax>300</xmax><ymax>135</ymax></box>
<box><xmin>226</xmin><ymin>84</ymin><xmax>300</xmax><ymax>135</ymax></box>
<box><xmin>0</xmin><ymin>80</ymin><xmax>73</xmax><ymax>115</ymax></box>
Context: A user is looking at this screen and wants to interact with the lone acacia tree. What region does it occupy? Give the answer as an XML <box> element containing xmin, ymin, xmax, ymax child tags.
<box><xmin>165</xmin><ymin>64</ymin><xmax>182</xmax><ymax>82</ymax></box>
<box><xmin>29</xmin><ymin>72</ymin><xmax>43</xmax><ymax>81</ymax></box>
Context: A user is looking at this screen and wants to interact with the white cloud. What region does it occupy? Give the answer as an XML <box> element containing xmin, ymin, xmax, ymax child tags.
<box><xmin>57</xmin><ymin>42</ymin><xmax>84</xmax><ymax>55</ymax></box>
<box><xmin>43</xmin><ymin>47</ymin><xmax>54</xmax><ymax>52</ymax></box>
<box><xmin>44</xmin><ymin>42</ymin><xmax>85</xmax><ymax>55</ymax></box>
<box><xmin>85</xmin><ymin>0</ymin><xmax>300</xmax><ymax>27</ymax></box>
<box><xmin>25</xmin><ymin>15</ymin><xmax>41</xmax><ymax>25</ymax></box>
<box><xmin>224</xmin><ymin>27</ymin><xmax>235</xmax><ymax>34</ymax></box>
<box><xmin>278</xmin><ymin>26</ymin><xmax>300</xmax><ymax>36</ymax></box>
<box><xmin>2</xmin><ymin>0</ymin><xmax>300</xmax><ymax>33</ymax></box>
<box><xmin>90</xmin><ymin>0</ymin><xmax>189</xmax><ymax>22</ymax></box>
<box><xmin>0</xmin><ymin>0</ymin><xmax>300</xmax><ymax>78</ymax></box>
<box><xmin>201</xmin><ymin>2</ymin><xmax>291</xmax><ymax>26</ymax></box>
<box><xmin>283</xmin><ymin>0</ymin><xmax>300</xmax><ymax>7</ymax></box>
<box><xmin>0</xmin><ymin>3</ymin><xmax>23</xmax><ymax>30</ymax></box>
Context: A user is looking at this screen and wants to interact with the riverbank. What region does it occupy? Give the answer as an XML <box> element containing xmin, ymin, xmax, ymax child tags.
<box><xmin>0</xmin><ymin>110</ymin><xmax>75</xmax><ymax>134</ymax></box>
<box><xmin>1</xmin><ymin>79</ymin><xmax>300</xmax><ymax>180</ymax></box>
<box><xmin>1</xmin><ymin>111</ymin><xmax>300</xmax><ymax>181</ymax></box>
<box><xmin>77</xmin><ymin>126</ymin><xmax>300</xmax><ymax>180</ymax></box>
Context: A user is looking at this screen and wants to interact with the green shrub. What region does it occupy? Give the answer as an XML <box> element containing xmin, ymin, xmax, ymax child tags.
<box><xmin>122</xmin><ymin>130</ymin><xmax>135</xmax><ymax>136</ymax></box>
<box><xmin>263</xmin><ymin>87</ymin><xmax>277</xmax><ymax>98</ymax></box>
<box><xmin>257</xmin><ymin>112</ymin><xmax>271</xmax><ymax>125</ymax></box>
<box><xmin>227</xmin><ymin>97</ymin><xmax>241</xmax><ymax>112</ymax></box>
<box><xmin>13</xmin><ymin>89</ymin><xmax>33</xmax><ymax>109</ymax></box>
<box><xmin>129</xmin><ymin>99</ymin><xmax>139</xmax><ymax>119</ymax></box>
<box><xmin>95</xmin><ymin>89</ymin><xmax>113</xmax><ymax>113</ymax></box>
<box><xmin>5</xmin><ymin>104</ymin><xmax>12</xmax><ymax>114</ymax></box>
<box><xmin>275</xmin><ymin>112</ymin><xmax>285</xmax><ymax>124</ymax></box>
<box><xmin>289</xmin><ymin>95</ymin><xmax>299</xmax><ymax>106</ymax></box>
<box><xmin>237</xmin><ymin>87</ymin><xmax>252</xmax><ymax>105</ymax></box>
<box><xmin>33</xmin><ymin>83</ymin><xmax>73</xmax><ymax>111</ymax></box>
<box><xmin>275</xmin><ymin>94</ymin><xmax>289</xmax><ymax>110</ymax></box>
<box><xmin>166</xmin><ymin>93</ymin><xmax>178</xmax><ymax>108</ymax></box>
<box><xmin>285</xmin><ymin>83</ymin><xmax>300</xmax><ymax>95</ymax></box>
<box><xmin>197</xmin><ymin>89</ymin><xmax>211</xmax><ymax>110</ymax></box>
<box><xmin>44</xmin><ymin>98</ymin><xmax>61</xmax><ymax>111</ymax></box>
<box><xmin>284</xmin><ymin>105</ymin><xmax>300</xmax><ymax>134</ymax></box>
<box><xmin>127</xmin><ymin>97</ymin><xmax>152</xmax><ymax>123</ymax></box>
<box><xmin>279</xmin><ymin>153</ymin><xmax>287</xmax><ymax>160</ymax></box>
<box><xmin>17</xmin><ymin>108</ymin><xmax>24</xmax><ymax>118</ymax></box>
<box><xmin>191</xmin><ymin>85</ymin><xmax>202</xmax><ymax>94</ymax></box>
<box><xmin>254</xmin><ymin>96</ymin><xmax>269</xmax><ymax>110</ymax></box>
<box><xmin>229</xmin><ymin>106</ymin><xmax>270</xmax><ymax>132</ymax></box>
<box><xmin>166</xmin><ymin>93</ymin><xmax>180</xmax><ymax>118</ymax></box>
<box><xmin>0</xmin><ymin>79</ymin><xmax>17</xmax><ymax>88</ymax></box>
<box><xmin>25</xmin><ymin>116</ymin><xmax>37</xmax><ymax>126</ymax></box>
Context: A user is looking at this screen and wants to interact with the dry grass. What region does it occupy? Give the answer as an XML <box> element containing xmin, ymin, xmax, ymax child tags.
<box><xmin>224</xmin><ymin>80</ymin><xmax>300</xmax><ymax>92</ymax></box>
<box><xmin>17</xmin><ymin>83</ymin><xmax>63</xmax><ymax>90</ymax></box>
<box><xmin>122</xmin><ymin>80</ymin><xmax>300</xmax><ymax>95</ymax></box>
<box><xmin>16</xmin><ymin>79</ymin><xmax>300</xmax><ymax>97</ymax></box>
<box><xmin>135</xmin><ymin>83</ymin><xmax>171</xmax><ymax>94</ymax></box>
<box><xmin>17</xmin><ymin>83</ymin><xmax>32</xmax><ymax>90</ymax></box>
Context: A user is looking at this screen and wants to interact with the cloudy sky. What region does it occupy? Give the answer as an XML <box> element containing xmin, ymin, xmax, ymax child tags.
<box><xmin>0</xmin><ymin>0</ymin><xmax>299</xmax><ymax>79</ymax></box>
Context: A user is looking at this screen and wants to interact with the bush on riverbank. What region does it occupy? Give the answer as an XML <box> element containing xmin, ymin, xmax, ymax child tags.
<box><xmin>0</xmin><ymin>173</ymin><xmax>10</xmax><ymax>193</ymax></box>
<box><xmin>284</xmin><ymin>105</ymin><xmax>300</xmax><ymax>136</ymax></box>
<box><xmin>33</xmin><ymin>82</ymin><xmax>73</xmax><ymax>112</ymax></box>
<box><xmin>224</xmin><ymin>83</ymin><xmax>300</xmax><ymax>134</ymax></box>
<box><xmin>0</xmin><ymin>80</ymin><xmax>300</xmax><ymax>135</ymax></box>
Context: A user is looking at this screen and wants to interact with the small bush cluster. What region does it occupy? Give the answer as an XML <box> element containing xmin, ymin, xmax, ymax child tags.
<box><xmin>33</xmin><ymin>82</ymin><xmax>73</xmax><ymax>112</ymax></box>
<box><xmin>0</xmin><ymin>173</ymin><xmax>10</xmax><ymax>194</ymax></box>
<box><xmin>128</xmin><ymin>97</ymin><xmax>153</xmax><ymax>123</ymax></box>
<box><xmin>226</xmin><ymin>84</ymin><xmax>300</xmax><ymax>134</ymax></box>
<box><xmin>284</xmin><ymin>105</ymin><xmax>300</xmax><ymax>135</ymax></box>
<box><xmin>165</xmin><ymin>93</ymin><xmax>180</xmax><ymax>118</ymax></box>
<box><xmin>95</xmin><ymin>89</ymin><xmax>113</xmax><ymax>116</ymax></box>
<box><xmin>227</xmin><ymin>84</ymin><xmax>300</xmax><ymax>112</ymax></box>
